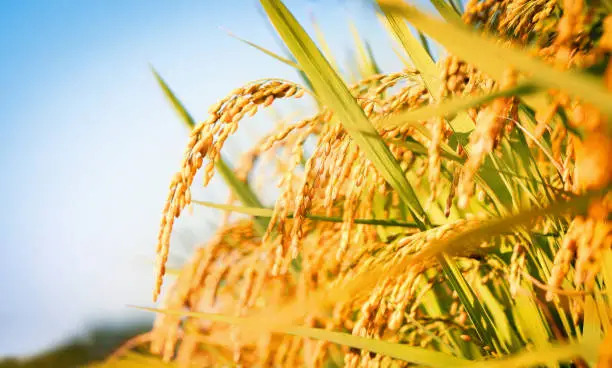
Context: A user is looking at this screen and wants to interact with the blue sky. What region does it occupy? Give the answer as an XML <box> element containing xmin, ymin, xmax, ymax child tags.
<box><xmin>0</xmin><ymin>0</ymin><xmax>417</xmax><ymax>357</ymax></box>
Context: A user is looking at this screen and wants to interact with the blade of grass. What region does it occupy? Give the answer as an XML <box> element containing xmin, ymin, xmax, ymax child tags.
<box><xmin>349</xmin><ymin>20</ymin><xmax>381</xmax><ymax>77</ymax></box>
<box><xmin>378</xmin><ymin>8</ymin><xmax>440</xmax><ymax>93</ymax></box>
<box><xmin>134</xmin><ymin>306</ymin><xmax>589</xmax><ymax>368</ymax></box>
<box><xmin>582</xmin><ymin>296</ymin><xmax>602</xmax><ymax>363</ymax></box>
<box><xmin>595</xmin><ymin>289</ymin><xmax>610</xmax><ymax>335</ymax></box>
<box><xmin>151</xmin><ymin>67</ymin><xmax>268</xmax><ymax>234</ymax></box>
<box><xmin>260</xmin><ymin>0</ymin><xmax>429</xmax><ymax>227</ymax></box>
<box><xmin>222</xmin><ymin>28</ymin><xmax>302</xmax><ymax>71</ymax></box>
<box><xmin>429</xmin><ymin>0</ymin><xmax>463</xmax><ymax>23</ymax></box>
<box><xmin>385</xmin><ymin>138</ymin><xmax>461</xmax><ymax>161</ymax></box>
<box><xmin>151</xmin><ymin>67</ymin><xmax>196</xmax><ymax>132</ymax></box>
<box><xmin>417</xmin><ymin>30</ymin><xmax>434</xmax><ymax>60</ymax></box>
<box><xmin>256</xmin><ymin>4</ymin><xmax>318</xmax><ymax>100</ymax></box>
<box><xmin>474</xmin><ymin>279</ymin><xmax>516</xmax><ymax>351</ymax></box>
<box><xmin>513</xmin><ymin>292</ymin><xmax>555</xmax><ymax>365</ymax></box>
<box><xmin>364</xmin><ymin>41</ymin><xmax>382</xmax><ymax>76</ymax></box>
<box><xmin>391</xmin><ymin>44</ymin><xmax>413</xmax><ymax>66</ymax></box>
<box><xmin>378</xmin><ymin>3</ymin><xmax>475</xmax><ymax>135</ymax></box>
<box><xmin>310</xmin><ymin>12</ymin><xmax>340</xmax><ymax>73</ymax></box>
<box><xmin>439</xmin><ymin>255</ymin><xmax>504</xmax><ymax>354</ymax></box>
<box><xmin>468</xmin><ymin>343</ymin><xmax>587</xmax><ymax>368</ymax></box>
<box><xmin>193</xmin><ymin>200</ymin><xmax>422</xmax><ymax>228</ymax></box>
<box><xmin>602</xmin><ymin>249</ymin><xmax>612</xmax><ymax>311</ymax></box>
<box><xmin>377</xmin><ymin>83</ymin><xmax>538</xmax><ymax>129</ymax></box>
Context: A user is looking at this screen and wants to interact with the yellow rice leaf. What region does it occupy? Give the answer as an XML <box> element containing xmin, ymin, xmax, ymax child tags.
<box><xmin>429</xmin><ymin>0</ymin><xmax>463</xmax><ymax>24</ymax></box>
<box><xmin>378</xmin><ymin>8</ymin><xmax>440</xmax><ymax>93</ymax></box>
<box><xmin>311</xmin><ymin>14</ymin><xmax>340</xmax><ymax>73</ymax></box>
<box><xmin>378</xmin><ymin>4</ymin><xmax>475</xmax><ymax>134</ymax></box>
<box><xmin>582</xmin><ymin>296</ymin><xmax>603</xmax><ymax>364</ymax></box>
<box><xmin>193</xmin><ymin>200</ymin><xmax>421</xmax><ymax>228</ymax></box>
<box><xmin>513</xmin><ymin>292</ymin><xmax>553</xmax><ymax>364</ymax></box>
<box><xmin>134</xmin><ymin>306</ymin><xmax>589</xmax><ymax>368</ymax></box>
<box><xmin>377</xmin><ymin>83</ymin><xmax>537</xmax><ymax>129</ymax></box>
<box><xmin>468</xmin><ymin>343</ymin><xmax>587</xmax><ymax>368</ymax></box>
<box><xmin>378</xmin><ymin>0</ymin><xmax>612</xmax><ymax>131</ymax></box>
<box><xmin>130</xmin><ymin>306</ymin><xmax>468</xmax><ymax>367</ymax></box>
<box><xmin>348</xmin><ymin>20</ymin><xmax>380</xmax><ymax>78</ymax></box>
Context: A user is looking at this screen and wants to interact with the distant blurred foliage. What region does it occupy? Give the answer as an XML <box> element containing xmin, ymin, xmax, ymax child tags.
<box><xmin>0</xmin><ymin>323</ymin><xmax>149</xmax><ymax>368</ymax></box>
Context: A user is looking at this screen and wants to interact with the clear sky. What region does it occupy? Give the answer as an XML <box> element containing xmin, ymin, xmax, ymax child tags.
<box><xmin>0</xmin><ymin>0</ymin><xmax>415</xmax><ymax>357</ymax></box>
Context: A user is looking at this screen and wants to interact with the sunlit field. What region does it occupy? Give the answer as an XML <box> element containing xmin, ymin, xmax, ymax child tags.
<box><xmin>27</xmin><ymin>0</ymin><xmax>612</xmax><ymax>366</ymax></box>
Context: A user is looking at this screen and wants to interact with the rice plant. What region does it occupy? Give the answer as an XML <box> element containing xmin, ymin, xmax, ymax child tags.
<box><xmin>100</xmin><ymin>0</ymin><xmax>611</xmax><ymax>366</ymax></box>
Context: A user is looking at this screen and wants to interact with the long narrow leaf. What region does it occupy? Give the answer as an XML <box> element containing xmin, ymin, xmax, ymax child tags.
<box><xmin>193</xmin><ymin>200</ymin><xmax>422</xmax><ymax>228</ymax></box>
<box><xmin>378</xmin><ymin>0</ymin><xmax>612</xmax><ymax>130</ymax></box>
<box><xmin>133</xmin><ymin>306</ymin><xmax>468</xmax><ymax>367</ymax></box>
<box><xmin>256</xmin><ymin>4</ymin><xmax>317</xmax><ymax>97</ymax></box>
<box><xmin>430</xmin><ymin>0</ymin><xmax>463</xmax><ymax>24</ymax></box>
<box><xmin>439</xmin><ymin>255</ymin><xmax>503</xmax><ymax>353</ymax></box>
<box><xmin>134</xmin><ymin>306</ymin><xmax>588</xmax><ymax>368</ymax></box>
<box><xmin>469</xmin><ymin>343</ymin><xmax>587</xmax><ymax>368</ymax></box>
<box><xmin>411</xmin><ymin>188</ymin><xmax>607</xmax><ymax>264</ymax></box>
<box><xmin>377</xmin><ymin>5</ymin><xmax>475</xmax><ymax>134</ymax></box>
<box><xmin>310</xmin><ymin>13</ymin><xmax>340</xmax><ymax>73</ymax></box>
<box><xmin>377</xmin><ymin>83</ymin><xmax>538</xmax><ymax>129</ymax></box>
<box><xmin>223</xmin><ymin>29</ymin><xmax>302</xmax><ymax>70</ymax></box>
<box><xmin>378</xmin><ymin>9</ymin><xmax>440</xmax><ymax>93</ymax></box>
<box><xmin>349</xmin><ymin>20</ymin><xmax>381</xmax><ymax>78</ymax></box>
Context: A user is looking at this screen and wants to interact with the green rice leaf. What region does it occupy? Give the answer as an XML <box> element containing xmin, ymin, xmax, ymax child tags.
<box><xmin>582</xmin><ymin>296</ymin><xmax>602</xmax><ymax>363</ymax></box>
<box><xmin>151</xmin><ymin>67</ymin><xmax>196</xmax><ymax>132</ymax></box>
<box><xmin>256</xmin><ymin>4</ymin><xmax>318</xmax><ymax>97</ymax></box>
<box><xmin>193</xmin><ymin>200</ymin><xmax>421</xmax><ymax>228</ymax></box>
<box><xmin>474</xmin><ymin>280</ymin><xmax>515</xmax><ymax>351</ymax></box>
<box><xmin>349</xmin><ymin>20</ymin><xmax>381</xmax><ymax>78</ymax></box>
<box><xmin>223</xmin><ymin>29</ymin><xmax>302</xmax><ymax>70</ymax></box>
<box><xmin>416</xmin><ymin>30</ymin><xmax>434</xmax><ymax>60</ymax></box>
<box><xmin>438</xmin><ymin>255</ymin><xmax>503</xmax><ymax>354</ymax></box>
<box><xmin>378</xmin><ymin>8</ymin><xmax>440</xmax><ymax>93</ymax></box>
<box><xmin>311</xmin><ymin>14</ymin><xmax>340</xmax><ymax>74</ymax></box>
<box><xmin>378</xmin><ymin>3</ymin><xmax>475</xmax><ymax>134</ymax></box>
<box><xmin>513</xmin><ymin>292</ymin><xmax>553</xmax><ymax>364</ymax></box>
<box><xmin>429</xmin><ymin>0</ymin><xmax>463</xmax><ymax>24</ymax></box>
<box><xmin>260</xmin><ymin>0</ymin><xmax>429</xmax><ymax>227</ymax></box>
<box><xmin>214</xmin><ymin>158</ymin><xmax>269</xmax><ymax>220</ymax></box>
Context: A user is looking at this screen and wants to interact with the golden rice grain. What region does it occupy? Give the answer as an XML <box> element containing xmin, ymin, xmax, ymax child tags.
<box><xmin>142</xmin><ymin>1</ymin><xmax>612</xmax><ymax>363</ymax></box>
